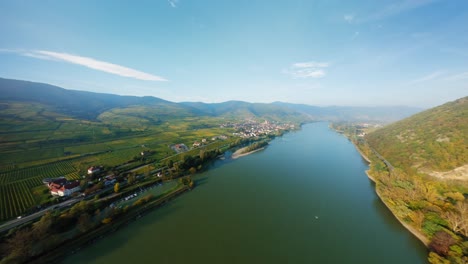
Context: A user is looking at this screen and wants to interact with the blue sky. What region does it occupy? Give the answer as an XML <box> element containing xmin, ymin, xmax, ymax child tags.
<box><xmin>0</xmin><ymin>0</ymin><xmax>467</xmax><ymax>107</ymax></box>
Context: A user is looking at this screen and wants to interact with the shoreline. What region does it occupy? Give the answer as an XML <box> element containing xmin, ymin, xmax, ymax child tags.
<box><xmin>231</xmin><ymin>147</ymin><xmax>265</xmax><ymax>159</ymax></box>
<box><xmin>352</xmin><ymin>143</ymin><xmax>430</xmax><ymax>247</ymax></box>
<box><xmin>32</xmin><ymin>185</ymin><xmax>190</xmax><ymax>264</ymax></box>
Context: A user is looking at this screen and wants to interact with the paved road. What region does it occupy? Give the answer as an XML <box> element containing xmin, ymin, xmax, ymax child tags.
<box><xmin>0</xmin><ymin>141</ymin><xmax>229</xmax><ymax>233</ymax></box>
<box><xmin>0</xmin><ymin>197</ymin><xmax>80</xmax><ymax>233</ymax></box>
<box><xmin>0</xmin><ymin>185</ymin><xmax>114</xmax><ymax>233</ymax></box>
<box><xmin>368</xmin><ymin>146</ymin><xmax>394</xmax><ymax>171</ymax></box>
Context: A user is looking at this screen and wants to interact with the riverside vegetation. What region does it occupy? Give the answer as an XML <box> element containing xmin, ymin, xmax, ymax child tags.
<box><xmin>332</xmin><ymin>97</ymin><xmax>468</xmax><ymax>264</ymax></box>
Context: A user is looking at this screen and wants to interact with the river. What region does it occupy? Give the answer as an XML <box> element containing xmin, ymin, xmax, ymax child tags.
<box><xmin>64</xmin><ymin>122</ymin><xmax>427</xmax><ymax>264</ymax></box>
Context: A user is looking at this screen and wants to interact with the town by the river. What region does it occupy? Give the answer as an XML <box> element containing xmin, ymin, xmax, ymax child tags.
<box><xmin>64</xmin><ymin>122</ymin><xmax>427</xmax><ymax>264</ymax></box>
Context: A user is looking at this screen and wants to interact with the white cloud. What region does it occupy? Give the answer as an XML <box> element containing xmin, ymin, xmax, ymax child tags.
<box><xmin>168</xmin><ymin>0</ymin><xmax>179</xmax><ymax>8</ymax></box>
<box><xmin>284</xmin><ymin>61</ymin><xmax>329</xmax><ymax>79</ymax></box>
<box><xmin>407</xmin><ymin>70</ymin><xmax>444</xmax><ymax>85</ymax></box>
<box><xmin>357</xmin><ymin>0</ymin><xmax>439</xmax><ymax>23</ymax></box>
<box><xmin>344</xmin><ymin>14</ymin><xmax>355</xmax><ymax>23</ymax></box>
<box><xmin>23</xmin><ymin>50</ymin><xmax>167</xmax><ymax>81</ymax></box>
<box><xmin>445</xmin><ymin>72</ymin><xmax>468</xmax><ymax>81</ymax></box>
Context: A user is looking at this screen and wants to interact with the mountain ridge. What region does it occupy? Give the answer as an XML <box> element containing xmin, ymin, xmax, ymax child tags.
<box><xmin>0</xmin><ymin>77</ymin><xmax>422</xmax><ymax>122</ymax></box>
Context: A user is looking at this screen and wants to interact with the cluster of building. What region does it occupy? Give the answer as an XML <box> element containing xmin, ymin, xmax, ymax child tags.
<box><xmin>43</xmin><ymin>177</ymin><xmax>81</xmax><ymax>197</ymax></box>
<box><xmin>225</xmin><ymin>120</ymin><xmax>295</xmax><ymax>138</ymax></box>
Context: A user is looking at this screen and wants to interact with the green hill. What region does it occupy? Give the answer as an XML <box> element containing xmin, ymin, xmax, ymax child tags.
<box><xmin>362</xmin><ymin>97</ymin><xmax>467</xmax><ymax>263</ymax></box>
<box><xmin>367</xmin><ymin>96</ymin><xmax>467</xmax><ymax>174</ymax></box>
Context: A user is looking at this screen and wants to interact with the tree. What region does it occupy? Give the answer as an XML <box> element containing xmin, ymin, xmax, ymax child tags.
<box><xmin>128</xmin><ymin>173</ymin><xmax>135</xmax><ymax>185</ymax></box>
<box><xmin>429</xmin><ymin>231</ymin><xmax>455</xmax><ymax>256</ymax></box>
<box><xmin>167</xmin><ymin>159</ymin><xmax>174</xmax><ymax>168</ymax></box>
<box><xmin>32</xmin><ymin>211</ymin><xmax>53</xmax><ymax>239</ymax></box>
<box><xmin>408</xmin><ymin>210</ymin><xmax>425</xmax><ymax>230</ymax></box>
<box><xmin>77</xmin><ymin>213</ymin><xmax>92</xmax><ymax>233</ymax></box>
<box><xmin>4</xmin><ymin>228</ymin><xmax>33</xmax><ymax>261</ymax></box>
<box><xmin>69</xmin><ymin>200</ymin><xmax>89</xmax><ymax>218</ymax></box>
<box><xmin>445</xmin><ymin>201</ymin><xmax>468</xmax><ymax>237</ymax></box>
<box><xmin>114</xmin><ymin>182</ymin><xmax>120</xmax><ymax>193</ymax></box>
<box><xmin>199</xmin><ymin>150</ymin><xmax>206</xmax><ymax>161</ymax></box>
<box><xmin>189</xmin><ymin>167</ymin><xmax>197</xmax><ymax>174</ymax></box>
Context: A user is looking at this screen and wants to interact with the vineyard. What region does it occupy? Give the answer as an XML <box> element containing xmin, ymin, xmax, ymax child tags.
<box><xmin>0</xmin><ymin>160</ymin><xmax>78</xmax><ymax>221</ymax></box>
<box><xmin>0</xmin><ymin>182</ymin><xmax>36</xmax><ymax>220</ymax></box>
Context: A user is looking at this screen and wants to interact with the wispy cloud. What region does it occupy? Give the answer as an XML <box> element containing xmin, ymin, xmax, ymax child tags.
<box><xmin>22</xmin><ymin>50</ymin><xmax>167</xmax><ymax>81</ymax></box>
<box><xmin>444</xmin><ymin>71</ymin><xmax>468</xmax><ymax>81</ymax></box>
<box><xmin>284</xmin><ymin>61</ymin><xmax>329</xmax><ymax>79</ymax></box>
<box><xmin>407</xmin><ymin>70</ymin><xmax>444</xmax><ymax>85</ymax></box>
<box><xmin>440</xmin><ymin>47</ymin><xmax>468</xmax><ymax>57</ymax></box>
<box><xmin>357</xmin><ymin>0</ymin><xmax>439</xmax><ymax>23</ymax></box>
<box><xmin>168</xmin><ymin>0</ymin><xmax>179</xmax><ymax>8</ymax></box>
<box><xmin>344</xmin><ymin>14</ymin><xmax>355</xmax><ymax>23</ymax></box>
<box><xmin>352</xmin><ymin>31</ymin><xmax>360</xmax><ymax>39</ymax></box>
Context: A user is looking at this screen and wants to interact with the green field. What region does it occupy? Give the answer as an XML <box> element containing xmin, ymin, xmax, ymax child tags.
<box><xmin>0</xmin><ymin>102</ymin><xmax>237</xmax><ymax>221</ymax></box>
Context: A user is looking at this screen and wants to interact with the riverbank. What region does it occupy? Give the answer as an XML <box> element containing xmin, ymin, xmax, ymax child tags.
<box><xmin>352</xmin><ymin>143</ymin><xmax>430</xmax><ymax>247</ymax></box>
<box><xmin>30</xmin><ymin>185</ymin><xmax>190</xmax><ymax>264</ymax></box>
<box><xmin>231</xmin><ymin>147</ymin><xmax>265</xmax><ymax>159</ymax></box>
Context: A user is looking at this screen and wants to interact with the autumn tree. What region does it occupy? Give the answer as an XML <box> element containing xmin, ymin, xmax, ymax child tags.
<box><xmin>77</xmin><ymin>213</ymin><xmax>93</xmax><ymax>233</ymax></box>
<box><xmin>69</xmin><ymin>200</ymin><xmax>89</xmax><ymax>218</ymax></box>
<box><xmin>114</xmin><ymin>182</ymin><xmax>120</xmax><ymax>193</ymax></box>
<box><xmin>408</xmin><ymin>210</ymin><xmax>425</xmax><ymax>230</ymax></box>
<box><xmin>32</xmin><ymin>211</ymin><xmax>53</xmax><ymax>239</ymax></box>
<box><xmin>127</xmin><ymin>173</ymin><xmax>135</xmax><ymax>185</ymax></box>
<box><xmin>445</xmin><ymin>201</ymin><xmax>468</xmax><ymax>237</ymax></box>
<box><xmin>189</xmin><ymin>167</ymin><xmax>197</xmax><ymax>174</ymax></box>
<box><xmin>429</xmin><ymin>231</ymin><xmax>455</xmax><ymax>256</ymax></box>
<box><xmin>3</xmin><ymin>228</ymin><xmax>33</xmax><ymax>262</ymax></box>
<box><xmin>199</xmin><ymin>150</ymin><xmax>206</xmax><ymax>161</ymax></box>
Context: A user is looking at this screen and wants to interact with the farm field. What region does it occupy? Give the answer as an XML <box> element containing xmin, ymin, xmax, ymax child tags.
<box><xmin>0</xmin><ymin>103</ymin><xmax>236</xmax><ymax>221</ymax></box>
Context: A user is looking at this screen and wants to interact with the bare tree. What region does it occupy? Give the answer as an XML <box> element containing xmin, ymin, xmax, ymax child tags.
<box><xmin>445</xmin><ymin>201</ymin><xmax>467</xmax><ymax>237</ymax></box>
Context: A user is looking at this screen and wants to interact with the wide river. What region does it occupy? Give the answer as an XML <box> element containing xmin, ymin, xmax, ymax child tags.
<box><xmin>65</xmin><ymin>122</ymin><xmax>427</xmax><ymax>264</ymax></box>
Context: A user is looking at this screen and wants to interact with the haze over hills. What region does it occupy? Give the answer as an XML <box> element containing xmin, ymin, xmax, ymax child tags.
<box><xmin>0</xmin><ymin>77</ymin><xmax>421</xmax><ymax>123</ymax></box>
<box><xmin>273</xmin><ymin>102</ymin><xmax>422</xmax><ymax>123</ymax></box>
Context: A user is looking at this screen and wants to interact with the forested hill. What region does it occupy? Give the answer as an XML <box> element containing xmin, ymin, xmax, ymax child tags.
<box><xmin>0</xmin><ymin>77</ymin><xmax>420</xmax><ymax>123</ymax></box>
<box><xmin>0</xmin><ymin>78</ymin><xmax>309</xmax><ymax>122</ymax></box>
<box><xmin>366</xmin><ymin>96</ymin><xmax>467</xmax><ymax>176</ymax></box>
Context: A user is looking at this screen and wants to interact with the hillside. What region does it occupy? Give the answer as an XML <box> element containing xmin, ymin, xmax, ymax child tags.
<box><xmin>361</xmin><ymin>97</ymin><xmax>468</xmax><ymax>263</ymax></box>
<box><xmin>366</xmin><ymin>96</ymin><xmax>467</xmax><ymax>178</ymax></box>
<box><xmin>0</xmin><ymin>78</ymin><xmax>421</xmax><ymax>123</ymax></box>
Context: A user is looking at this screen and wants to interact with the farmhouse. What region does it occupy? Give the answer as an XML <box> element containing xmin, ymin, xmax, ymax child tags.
<box><xmin>48</xmin><ymin>179</ymin><xmax>81</xmax><ymax>197</ymax></box>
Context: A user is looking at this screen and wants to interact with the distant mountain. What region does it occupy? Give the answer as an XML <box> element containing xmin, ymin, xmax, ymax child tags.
<box><xmin>366</xmin><ymin>96</ymin><xmax>467</xmax><ymax>175</ymax></box>
<box><xmin>0</xmin><ymin>77</ymin><xmax>184</xmax><ymax>120</ymax></box>
<box><xmin>181</xmin><ymin>101</ymin><xmax>303</xmax><ymax>120</ymax></box>
<box><xmin>0</xmin><ymin>77</ymin><xmax>420</xmax><ymax>123</ymax></box>
<box><xmin>273</xmin><ymin>102</ymin><xmax>422</xmax><ymax>123</ymax></box>
<box><xmin>0</xmin><ymin>78</ymin><xmax>311</xmax><ymax>122</ymax></box>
